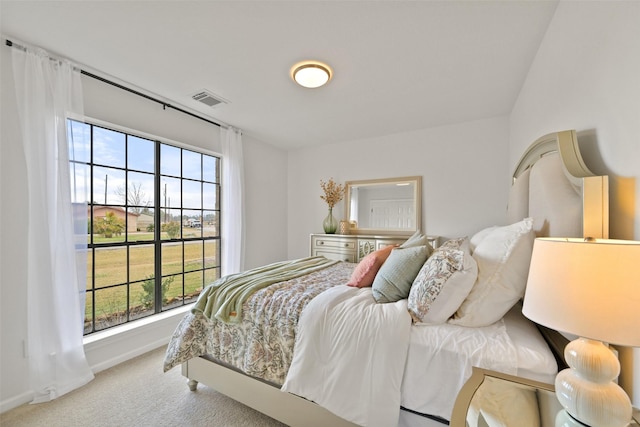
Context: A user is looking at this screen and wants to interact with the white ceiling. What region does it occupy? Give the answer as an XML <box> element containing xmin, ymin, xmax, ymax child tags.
<box><xmin>1</xmin><ymin>1</ymin><xmax>559</xmax><ymax>150</ymax></box>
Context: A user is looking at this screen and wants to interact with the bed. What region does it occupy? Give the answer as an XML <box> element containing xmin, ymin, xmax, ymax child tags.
<box><xmin>163</xmin><ymin>130</ymin><xmax>608</xmax><ymax>427</ymax></box>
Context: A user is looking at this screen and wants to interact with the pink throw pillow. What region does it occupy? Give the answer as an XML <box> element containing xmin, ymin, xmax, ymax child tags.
<box><xmin>347</xmin><ymin>245</ymin><xmax>396</xmax><ymax>288</ymax></box>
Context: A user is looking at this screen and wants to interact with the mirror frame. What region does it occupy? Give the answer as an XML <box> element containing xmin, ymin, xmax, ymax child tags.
<box><xmin>344</xmin><ymin>176</ymin><xmax>422</xmax><ymax>236</ymax></box>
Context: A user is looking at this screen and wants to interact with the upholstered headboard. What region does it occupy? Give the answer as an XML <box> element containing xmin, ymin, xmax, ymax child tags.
<box><xmin>507</xmin><ymin>130</ymin><xmax>610</xmax><ymax>369</ymax></box>
<box><xmin>507</xmin><ymin>130</ymin><xmax>609</xmax><ymax>240</ymax></box>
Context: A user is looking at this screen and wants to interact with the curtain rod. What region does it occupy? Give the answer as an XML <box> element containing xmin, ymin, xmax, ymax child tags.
<box><xmin>5</xmin><ymin>38</ymin><xmax>223</xmax><ymax>129</ymax></box>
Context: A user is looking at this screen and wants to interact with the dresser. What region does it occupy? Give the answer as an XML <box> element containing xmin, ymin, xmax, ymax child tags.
<box><xmin>310</xmin><ymin>233</ymin><xmax>439</xmax><ymax>263</ymax></box>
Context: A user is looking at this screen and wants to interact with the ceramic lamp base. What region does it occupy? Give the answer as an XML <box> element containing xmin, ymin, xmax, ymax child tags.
<box><xmin>555</xmin><ymin>338</ymin><xmax>632</xmax><ymax>427</ymax></box>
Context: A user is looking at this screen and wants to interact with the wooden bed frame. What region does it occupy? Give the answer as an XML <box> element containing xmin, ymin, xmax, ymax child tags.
<box><xmin>180</xmin><ymin>130</ymin><xmax>608</xmax><ymax>427</ymax></box>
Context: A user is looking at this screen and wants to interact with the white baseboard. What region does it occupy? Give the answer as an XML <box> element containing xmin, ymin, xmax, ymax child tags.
<box><xmin>0</xmin><ymin>306</ymin><xmax>190</xmax><ymax>414</ymax></box>
<box><xmin>0</xmin><ymin>390</ymin><xmax>34</xmax><ymax>414</ymax></box>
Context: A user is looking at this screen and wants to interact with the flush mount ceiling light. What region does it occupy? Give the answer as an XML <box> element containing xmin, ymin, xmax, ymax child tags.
<box><xmin>291</xmin><ymin>61</ymin><xmax>333</xmax><ymax>88</ymax></box>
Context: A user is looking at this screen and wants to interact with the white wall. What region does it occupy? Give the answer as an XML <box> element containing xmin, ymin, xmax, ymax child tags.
<box><xmin>0</xmin><ymin>46</ymin><xmax>288</xmax><ymax>411</ymax></box>
<box><xmin>509</xmin><ymin>0</ymin><xmax>640</xmax><ymax>406</ymax></box>
<box><xmin>287</xmin><ymin>116</ymin><xmax>511</xmax><ymax>259</ymax></box>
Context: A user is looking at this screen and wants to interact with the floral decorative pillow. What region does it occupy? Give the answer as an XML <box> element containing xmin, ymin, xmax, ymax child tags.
<box><xmin>346</xmin><ymin>244</ymin><xmax>396</xmax><ymax>288</ymax></box>
<box><xmin>408</xmin><ymin>237</ymin><xmax>478</xmax><ymax>324</ymax></box>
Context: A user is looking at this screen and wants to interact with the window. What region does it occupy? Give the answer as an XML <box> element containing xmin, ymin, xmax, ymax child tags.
<box><xmin>69</xmin><ymin>120</ymin><xmax>221</xmax><ymax>335</ymax></box>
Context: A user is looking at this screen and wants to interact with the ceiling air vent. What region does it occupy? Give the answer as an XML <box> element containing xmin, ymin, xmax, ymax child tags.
<box><xmin>192</xmin><ymin>90</ymin><xmax>228</xmax><ymax>108</ymax></box>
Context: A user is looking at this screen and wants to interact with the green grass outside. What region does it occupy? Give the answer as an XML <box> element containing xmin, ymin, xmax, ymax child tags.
<box><xmin>85</xmin><ymin>228</ymin><xmax>220</xmax><ymax>331</ymax></box>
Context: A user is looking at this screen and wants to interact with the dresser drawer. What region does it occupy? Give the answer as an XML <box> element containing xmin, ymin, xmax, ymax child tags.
<box><xmin>312</xmin><ymin>237</ymin><xmax>356</xmax><ymax>251</ymax></box>
<box><xmin>310</xmin><ymin>235</ymin><xmax>357</xmax><ymax>263</ymax></box>
<box><xmin>312</xmin><ymin>249</ymin><xmax>357</xmax><ymax>263</ymax></box>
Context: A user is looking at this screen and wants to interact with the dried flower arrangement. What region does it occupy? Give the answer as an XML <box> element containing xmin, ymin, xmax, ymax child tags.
<box><xmin>319</xmin><ymin>178</ymin><xmax>345</xmax><ymax>209</ymax></box>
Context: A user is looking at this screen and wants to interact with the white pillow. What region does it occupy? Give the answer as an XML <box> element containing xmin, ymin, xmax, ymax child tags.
<box><xmin>450</xmin><ymin>218</ymin><xmax>535</xmax><ymax>327</ymax></box>
<box><xmin>469</xmin><ymin>225</ymin><xmax>497</xmax><ymax>254</ymax></box>
<box><xmin>408</xmin><ymin>237</ymin><xmax>478</xmax><ymax>325</ymax></box>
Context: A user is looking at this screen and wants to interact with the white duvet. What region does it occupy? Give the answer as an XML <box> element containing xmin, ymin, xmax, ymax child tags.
<box><xmin>282</xmin><ymin>285</ymin><xmax>412</xmax><ymax>427</ymax></box>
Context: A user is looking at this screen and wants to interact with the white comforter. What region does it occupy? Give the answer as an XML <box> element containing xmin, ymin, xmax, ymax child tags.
<box><xmin>282</xmin><ymin>285</ymin><xmax>412</xmax><ymax>427</ymax></box>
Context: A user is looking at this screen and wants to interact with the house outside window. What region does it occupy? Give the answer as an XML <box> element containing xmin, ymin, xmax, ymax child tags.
<box><xmin>69</xmin><ymin>119</ymin><xmax>221</xmax><ymax>335</ymax></box>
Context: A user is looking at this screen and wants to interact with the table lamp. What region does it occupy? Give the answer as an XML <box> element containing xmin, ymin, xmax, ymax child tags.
<box><xmin>523</xmin><ymin>237</ymin><xmax>640</xmax><ymax>427</ymax></box>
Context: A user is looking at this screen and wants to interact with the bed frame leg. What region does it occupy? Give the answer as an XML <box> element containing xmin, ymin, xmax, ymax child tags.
<box><xmin>187</xmin><ymin>379</ymin><xmax>198</xmax><ymax>391</ymax></box>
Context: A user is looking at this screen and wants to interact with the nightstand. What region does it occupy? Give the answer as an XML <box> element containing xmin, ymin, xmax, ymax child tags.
<box><xmin>451</xmin><ymin>367</ymin><xmax>639</xmax><ymax>427</ymax></box>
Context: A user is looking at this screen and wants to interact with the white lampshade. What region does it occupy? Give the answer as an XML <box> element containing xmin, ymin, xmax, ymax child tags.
<box><xmin>523</xmin><ymin>237</ymin><xmax>640</xmax><ymax>427</ymax></box>
<box><xmin>523</xmin><ymin>237</ymin><xmax>640</xmax><ymax>347</ymax></box>
<box><xmin>291</xmin><ymin>61</ymin><xmax>332</xmax><ymax>88</ymax></box>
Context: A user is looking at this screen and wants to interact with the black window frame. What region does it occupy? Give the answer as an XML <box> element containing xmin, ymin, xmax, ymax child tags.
<box><xmin>69</xmin><ymin>119</ymin><xmax>221</xmax><ymax>335</ymax></box>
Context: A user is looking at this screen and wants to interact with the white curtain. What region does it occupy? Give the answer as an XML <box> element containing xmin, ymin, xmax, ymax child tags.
<box><xmin>220</xmin><ymin>126</ymin><xmax>245</xmax><ymax>276</ymax></box>
<box><xmin>11</xmin><ymin>44</ymin><xmax>94</xmax><ymax>403</ymax></box>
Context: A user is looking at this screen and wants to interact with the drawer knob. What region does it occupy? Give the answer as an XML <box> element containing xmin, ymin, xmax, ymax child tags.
<box><xmin>319</xmin><ymin>241</ymin><xmax>324</xmax><ymax>245</ymax></box>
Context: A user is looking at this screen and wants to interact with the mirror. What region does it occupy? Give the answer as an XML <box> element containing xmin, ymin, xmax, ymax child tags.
<box><xmin>345</xmin><ymin>176</ymin><xmax>421</xmax><ymax>235</ymax></box>
<box><xmin>451</xmin><ymin>367</ymin><xmax>560</xmax><ymax>427</ymax></box>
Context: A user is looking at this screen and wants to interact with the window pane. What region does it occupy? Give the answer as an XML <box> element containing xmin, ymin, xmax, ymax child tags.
<box><xmin>162</xmin><ymin>274</ymin><xmax>183</xmax><ymax>310</ymax></box>
<box><xmin>127</xmin><ymin>171</ymin><xmax>155</xmax><ymax>209</ymax></box>
<box><xmin>128</xmin><ymin>135</ymin><xmax>154</xmax><ymax>173</ymax></box>
<box><xmin>161</xmin><ymin>209</ymin><xmax>182</xmax><ymax>240</ymax></box>
<box><xmin>182</xmin><ymin>209</ymin><xmax>202</xmax><ymax>238</ymax></box>
<box><xmin>203</xmin><ymin>154</ymin><xmax>218</xmax><ymax>183</ymax></box>
<box><xmin>161</xmin><ymin>144</ymin><xmax>181</xmax><ymax>176</ymax></box>
<box><xmin>94</xmin><ymin>246</ymin><xmax>127</xmax><ymax>287</ymax></box>
<box><xmin>86</xmin><ymin>252</ymin><xmax>93</xmax><ymax>290</ymax></box>
<box><xmin>130</xmin><ymin>208</ymin><xmax>155</xmax><ymax>241</ymax></box>
<box><xmin>203</xmin><ymin>211</ymin><xmax>219</xmax><ymax>237</ymax></box>
<box><xmin>204</xmin><ymin>267</ymin><xmax>221</xmax><ymax>288</ymax></box>
<box><xmin>94</xmin><ymin>126</ymin><xmax>125</xmax><ymax>168</ymax></box>
<box><xmin>84</xmin><ymin>291</ymin><xmax>94</xmax><ymax>334</ymax></box>
<box><xmin>183</xmin><ymin>180</ymin><xmax>201</xmax><ymax>209</ymax></box>
<box><xmin>204</xmin><ymin>240</ymin><xmax>219</xmax><ymax>269</ymax></box>
<box><xmin>162</xmin><ymin>242</ymin><xmax>183</xmax><ymax>276</ymax></box>
<box><xmin>184</xmin><ymin>241</ymin><xmax>203</xmax><ymax>272</ymax></box>
<box><xmin>160</xmin><ymin>177</ymin><xmax>181</xmax><ymax>208</ymax></box>
<box><xmin>93</xmin><ymin>166</ymin><xmax>126</xmax><ymax>205</ymax></box>
<box><xmin>95</xmin><ymin>286</ymin><xmax>128</xmax><ymax>330</ymax></box>
<box><xmin>184</xmin><ymin>271</ymin><xmax>203</xmax><ymax>303</ymax></box>
<box><xmin>70</xmin><ymin>162</ymin><xmax>90</xmax><ymax>204</ymax></box>
<box><xmin>129</xmin><ymin>244</ymin><xmax>155</xmax><ymax>282</ymax></box>
<box><xmin>68</xmin><ymin>120</ymin><xmax>90</xmax><ymax>163</ymax></box>
<box><xmin>130</xmin><ymin>280</ymin><xmax>155</xmax><ymax>321</ymax></box>
<box><xmin>183</xmin><ymin>150</ymin><xmax>201</xmax><ymax>180</ymax></box>
<box><xmin>91</xmin><ymin>205</ymin><xmax>126</xmax><ymax>243</ymax></box>
<box><xmin>203</xmin><ymin>183</ymin><xmax>218</xmax><ymax>210</ymax></box>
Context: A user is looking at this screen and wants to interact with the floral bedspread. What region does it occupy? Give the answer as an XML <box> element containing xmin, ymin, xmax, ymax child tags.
<box><xmin>163</xmin><ymin>261</ymin><xmax>354</xmax><ymax>385</ymax></box>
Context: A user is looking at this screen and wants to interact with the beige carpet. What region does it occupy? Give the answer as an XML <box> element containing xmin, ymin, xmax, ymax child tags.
<box><xmin>1</xmin><ymin>346</ymin><xmax>287</xmax><ymax>427</ymax></box>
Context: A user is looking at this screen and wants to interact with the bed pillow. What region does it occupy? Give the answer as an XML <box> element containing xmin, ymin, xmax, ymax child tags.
<box><xmin>346</xmin><ymin>244</ymin><xmax>396</xmax><ymax>288</ymax></box>
<box><xmin>450</xmin><ymin>218</ymin><xmax>535</xmax><ymax>327</ymax></box>
<box><xmin>408</xmin><ymin>237</ymin><xmax>478</xmax><ymax>325</ymax></box>
<box><xmin>399</xmin><ymin>230</ymin><xmax>428</xmax><ymax>249</ymax></box>
<box><xmin>372</xmin><ymin>245</ymin><xmax>430</xmax><ymax>303</ymax></box>
<box><xmin>469</xmin><ymin>225</ymin><xmax>498</xmax><ymax>254</ymax></box>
